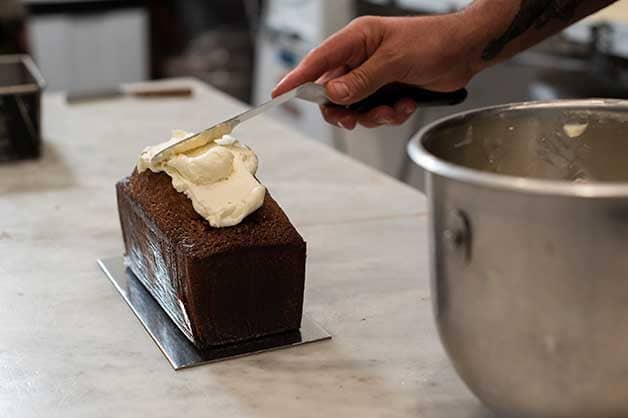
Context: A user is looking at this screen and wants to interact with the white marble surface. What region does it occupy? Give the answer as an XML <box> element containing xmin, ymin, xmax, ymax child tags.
<box><xmin>0</xmin><ymin>79</ymin><xmax>489</xmax><ymax>417</ymax></box>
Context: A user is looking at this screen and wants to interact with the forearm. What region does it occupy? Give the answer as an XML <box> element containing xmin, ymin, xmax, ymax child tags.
<box><xmin>461</xmin><ymin>0</ymin><xmax>618</xmax><ymax>73</ymax></box>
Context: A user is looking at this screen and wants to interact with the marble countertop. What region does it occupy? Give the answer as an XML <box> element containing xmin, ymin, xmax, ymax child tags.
<box><xmin>0</xmin><ymin>79</ymin><xmax>489</xmax><ymax>418</ymax></box>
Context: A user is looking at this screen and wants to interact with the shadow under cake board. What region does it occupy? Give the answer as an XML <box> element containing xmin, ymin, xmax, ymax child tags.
<box><xmin>97</xmin><ymin>256</ymin><xmax>331</xmax><ymax>370</ymax></box>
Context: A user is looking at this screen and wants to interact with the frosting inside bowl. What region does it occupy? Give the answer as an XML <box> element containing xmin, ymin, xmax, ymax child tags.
<box><xmin>137</xmin><ymin>130</ymin><xmax>266</xmax><ymax>228</ymax></box>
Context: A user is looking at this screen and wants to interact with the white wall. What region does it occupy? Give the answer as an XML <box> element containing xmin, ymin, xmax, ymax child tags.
<box><xmin>28</xmin><ymin>8</ymin><xmax>148</xmax><ymax>92</ymax></box>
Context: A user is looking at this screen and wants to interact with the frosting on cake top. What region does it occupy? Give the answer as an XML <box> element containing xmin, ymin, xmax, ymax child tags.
<box><xmin>137</xmin><ymin>130</ymin><xmax>266</xmax><ymax>228</ymax></box>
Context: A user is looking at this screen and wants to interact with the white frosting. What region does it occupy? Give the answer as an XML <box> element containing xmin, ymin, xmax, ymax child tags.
<box><xmin>563</xmin><ymin>123</ymin><xmax>588</xmax><ymax>138</ymax></box>
<box><xmin>168</xmin><ymin>147</ymin><xmax>235</xmax><ymax>185</ymax></box>
<box><xmin>137</xmin><ymin>130</ymin><xmax>266</xmax><ymax>228</ymax></box>
<box><xmin>215</xmin><ymin>134</ymin><xmax>237</xmax><ymax>146</ymax></box>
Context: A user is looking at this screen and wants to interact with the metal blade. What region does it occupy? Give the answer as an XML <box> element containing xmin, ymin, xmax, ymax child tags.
<box><xmin>231</xmin><ymin>86</ymin><xmax>301</xmax><ymax>125</ymax></box>
<box><xmin>150</xmin><ymin>84</ymin><xmax>322</xmax><ymax>164</ymax></box>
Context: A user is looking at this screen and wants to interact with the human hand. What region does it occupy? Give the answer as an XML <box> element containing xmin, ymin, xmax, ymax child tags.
<box><xmin>272</xmin><ymin>14</ymin><xmax>477</xmax><ymax>129</ymax></box>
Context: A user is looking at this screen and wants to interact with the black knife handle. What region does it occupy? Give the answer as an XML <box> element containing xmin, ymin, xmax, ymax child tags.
<box><xmin>326</xmin><ymin>83</ymin><xmax>467</xmax><ymax>113</ymax></box>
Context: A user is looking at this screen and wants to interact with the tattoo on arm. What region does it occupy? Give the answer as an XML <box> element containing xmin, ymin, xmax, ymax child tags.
<box><xmin>482</xmin><ymin>0</ymin><xmax>586</xmax><ymax>60</ymax></box>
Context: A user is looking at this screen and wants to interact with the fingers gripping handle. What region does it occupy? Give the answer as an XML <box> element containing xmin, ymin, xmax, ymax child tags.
<box><xmin>297</xmin><ymin>82</ymin><xmax>467</xmax><ymax>113</ymax></box>
<box><xmin>346</xmin><ymin>83</ymin><xmax>468</xmax><ymax>113</ymax></box>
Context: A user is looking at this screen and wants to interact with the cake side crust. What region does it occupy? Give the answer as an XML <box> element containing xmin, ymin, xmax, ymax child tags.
<box><xmin>116</xmin><ymin>180</ymin><xmax>196</xmax><ymax>342</ymax></box>
<box><xmin>184</xmin><ymin>242</ymin><xmax>307</xmax><ymax>347</ymax></box>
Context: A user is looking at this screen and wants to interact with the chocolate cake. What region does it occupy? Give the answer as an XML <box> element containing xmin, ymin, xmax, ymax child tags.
<box><xmin>116</xmin><ymin>169</ymin><xmax>306</xmax><ymax>348</ymax></box>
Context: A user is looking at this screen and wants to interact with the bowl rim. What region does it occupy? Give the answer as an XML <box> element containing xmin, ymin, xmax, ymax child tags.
<box><xmin>408</xmin><ymin>98</ymin><xmax>628</xmax><ymax>198</ymax></box>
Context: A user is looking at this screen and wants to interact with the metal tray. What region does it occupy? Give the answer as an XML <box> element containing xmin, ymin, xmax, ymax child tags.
<box><xmin>97</xmin><ymin>256</ymin><xmax>331</xmax><ymax>370</ymax></box>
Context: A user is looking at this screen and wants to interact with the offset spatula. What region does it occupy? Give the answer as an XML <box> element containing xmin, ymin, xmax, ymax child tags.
<box><xmin>150</xmin><ymin>82</ymin><xmax>467</xmax><ymax>163</ymax></box>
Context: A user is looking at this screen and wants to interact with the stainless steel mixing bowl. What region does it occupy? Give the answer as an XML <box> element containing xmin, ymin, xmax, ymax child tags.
<box><xmin>408</xmin><ymin>99</ymin><xmax>628</xmax><ymax>418</ymax></box>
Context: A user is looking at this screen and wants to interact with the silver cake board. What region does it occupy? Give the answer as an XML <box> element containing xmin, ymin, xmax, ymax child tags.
<box><xmin>97</xmin><ymin>256</ymin><xmax>331</xmax><ymax>370</ymax></box>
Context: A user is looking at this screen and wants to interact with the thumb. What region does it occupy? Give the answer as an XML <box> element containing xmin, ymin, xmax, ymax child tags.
<box><xmin>326</xmin><ymin>51</ymin><xmax>396</xmax><ymax>105</ymax></box>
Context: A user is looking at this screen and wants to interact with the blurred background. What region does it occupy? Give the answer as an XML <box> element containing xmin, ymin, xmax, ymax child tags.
<box><xmin>3</xmin><ymin>0</ymin><xmax>628</xmax><ymax>189</ymax></box>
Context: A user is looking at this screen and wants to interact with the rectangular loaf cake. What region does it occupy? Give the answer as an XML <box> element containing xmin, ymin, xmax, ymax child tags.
<box><xmin>117</xmin><ymin>169</ymin><xmax>306</xmax><ymax>348</ymax></box>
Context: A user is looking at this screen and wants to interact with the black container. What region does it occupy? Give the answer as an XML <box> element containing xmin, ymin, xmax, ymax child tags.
<box><xmin>0</xmin><ymin>55</ymin><xmax>46</xmax><ymax>162</ymax></box>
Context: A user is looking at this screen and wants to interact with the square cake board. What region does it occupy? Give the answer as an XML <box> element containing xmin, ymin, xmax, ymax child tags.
<box><xmin>97</xmin><ymin>256</ymin><xmax>331</xmax><ymax>370</ymax></box>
